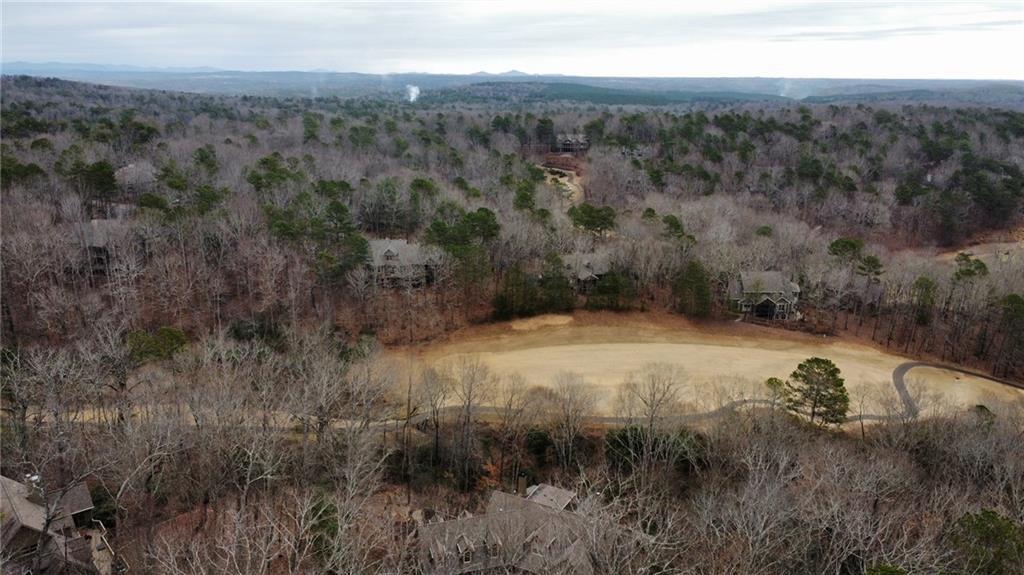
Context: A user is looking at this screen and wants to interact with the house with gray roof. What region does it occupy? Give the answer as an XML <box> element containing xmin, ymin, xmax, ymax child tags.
<box><xmin>525</xmin><ymin>483</ymin><xmax>576</xmax><ymax>511</ymax></box>
<box><xmin>562</xmin><ymin>251</ymin><xmax>611</xmax><ymax>292</ymax></box>
<box><xmin>367</xmin><ymin>238</ymin><xmax>439</xmax><ymax>287</ymax></box>
<box><xmin>730</xmin><ymin>271</ymin><xmax>801</xmax><ymax>320</ymax></box>
<box><xmin>1</xmin><ymin>475</ymin><xmax>112</xmax><ymax>574</ymax></box>
<box><xmin>114</xmin><ymin>161</ymin><xmax>157</xmax><ymax>193</ymax></box>
<box><xmin>76</xmin><ymin>219</ymin><xmax>131</xmax><ymax>276</ymax></box>
<box><xmin>417</xmin><ymin>486</ymin><xmax>592</xmax><ymax>575</ymax></box>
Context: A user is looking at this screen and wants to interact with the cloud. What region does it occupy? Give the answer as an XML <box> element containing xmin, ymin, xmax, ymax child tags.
<box><xmin>771</xmin><ymin>19</ymin><xmax>1022</xmax><ymax>42</ymax></box>
<box><xmin>2</xmin><ymin>1</ymin><xmax>1022</xmax><ymax>78</ymax></box>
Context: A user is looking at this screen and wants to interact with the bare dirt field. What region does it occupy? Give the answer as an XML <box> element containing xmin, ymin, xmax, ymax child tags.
<box><xmin>543</xmin><ymin>166</ymin><xmax>585</xmax><ymax>204</ymax></box>
<box><xmin>400</xmin><ymin>312</ymin><xmax>1023</xmax><ymax>416</ymax></box>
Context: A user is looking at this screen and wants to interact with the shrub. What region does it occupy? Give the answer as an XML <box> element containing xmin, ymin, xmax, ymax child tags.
<box><xmin>525</xmin><ymin>428</ymin><xmax>553</xmax><ymax>468</ymax></box>
<box><xmin>410</xmin><ymin>177</ymin><xmax>439</xmax><ymax>198</ymax></box>
<box><xmin>673</xmin><ymin>260</ymin><xmax>712</xmax><ymax>318</ymax></box>
<box><xmin>586</xmin><ymin>271</ymin><xmax>635</xmax><ymax>311</ymax></box>
<box><xmin>605</xmin><ymin>426</ymin><xmax>705</xmax><ymax>475</ymax></box>
<box><xmin>568</xmin><ymin>202</ymin><xmax>616</xmax><ymax>233</ymax></box>
<box><xmin>138</xmin><ymin>192</ymin><xmax>170</xmax><ymax>212</ymax></box>
<box><xmin>949</xmin><ymin>509</ymin><xmax>1024</xmax><ymax>575</ymax></box>
<box><xmin>128</xmin><ymin>327</ymin><xmax>188</xmax><ymax>362</ymax></box>
<box><xmin>229</xmin><ymin>315</ymin><xmax>283</xmax><ymax>348</ymax></box>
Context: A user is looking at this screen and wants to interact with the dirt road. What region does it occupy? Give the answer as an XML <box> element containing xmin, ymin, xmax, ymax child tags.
<box><xmin>402</xmin><ymin>312</ymin><xmax>1023</xmax><ymax>416</ymax></box>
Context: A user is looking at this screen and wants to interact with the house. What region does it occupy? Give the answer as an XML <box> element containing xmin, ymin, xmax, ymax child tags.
<box><xmin>524</xmin><ymin>483</ymin><xmax>576</xmax><ymax>510</ymax></box>
<box><xmin>91</xmin><ymin>202</ymin><xmax>137</xmax><ymax>221</ymax></box>
<box><xmin>94</xmin><ymin>161</ymin><xmax>156</xmax><ymax>218</ymax></box>
<box><xmin>367</xmin><ymin>239</ymin><xmax>439</xmax><ymax>286</ymax></box>
<box><xmin>1</xmin><ymin>475</ymin><xmax>115</xmax><ymax>574</ymax></box>
<box><xmin>114</xmin><ymin>161</ymin><xmax>157</xmax><ymax>195</ymax></box>
<box><xmin>57</xmin><ymin>483</ymin><xmax>95</xmax><ymax>530</ymax></box>
<box><xmin>562</xmin><ymin>251</ymin><xmax>611</xmax><ymax>292</ymax></box>
<box><xmin>76</xmin><ymin>219</ymin><xmax>129</xmax><ymax>275</ymax></box>
<box><xmin>417</xmin><ymin>486</ymin><xmax>592</xmax><ymax>575</ymax></box>
<box><xmin>730</xmin><ymin>271</ymin><xmax>801</xmax><ymax>320</ymax></box>
<box><xmin>555</xmin><ymin>133</ymin><xmax>589</xmax><ymax>155</ymax></box>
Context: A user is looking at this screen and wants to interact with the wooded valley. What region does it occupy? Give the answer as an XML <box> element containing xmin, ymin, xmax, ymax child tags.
<box><xmin>2</xmin><ymin>74</ymin><xmax>1023</xmax><ymax>574</ymax></box>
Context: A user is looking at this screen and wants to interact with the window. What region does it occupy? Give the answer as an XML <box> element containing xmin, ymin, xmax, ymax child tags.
<box><xmin>457</xmin><ymin>537</ymin><xmax>473</xmax><ymax>565</ymax></box>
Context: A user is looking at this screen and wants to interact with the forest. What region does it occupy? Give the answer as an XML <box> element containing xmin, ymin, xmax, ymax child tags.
<box><xmin>1</xmin><ymin>74</ymin><xmax>1023</xmax><ymax>574</ymax></box>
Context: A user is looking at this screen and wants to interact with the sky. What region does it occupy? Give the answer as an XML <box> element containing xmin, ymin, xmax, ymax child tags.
<box><xmin>2</xmin><ymin>1</ymin><xmax>1023</xmax><ymax>79</ymax></box>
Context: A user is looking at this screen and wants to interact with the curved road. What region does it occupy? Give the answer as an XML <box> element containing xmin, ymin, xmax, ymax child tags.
<box><xmin>889</xmin><ymin>361</ymin><xmax>1023</xmax><ymax>420</ymax></box>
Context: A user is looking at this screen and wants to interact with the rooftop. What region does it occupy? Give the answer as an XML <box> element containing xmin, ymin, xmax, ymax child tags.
<box><xmin>525</xmin><ymin>483</ymin><xmax>576</xmax><ymax>510</ymax></box>
<box><xmin>77</xmin><ymin>219</ymin><xmax>128</xmax><ymax>249</ymax></box>
<box><xmin>418</xmin><ymin>487</ymin><xmax>591</xmax><ymax>574</ymax></box>
<box><xmin>2</xmin><ymin>474</ymin><xmax>52</xmax><ymax>540</ymax></box>
<box><xmin>563</xmin><ymin>251</ymin><xmax>611</xmax><ymax>281</ymax></box>
<box><xmin>115</xmin><ymin>161</ymin><xmax>157</xmax><ymax>188</ymax></box>
<box><xmin>734</xmin><ymin>271</ymin><xmax>800</xmax><ymax>301</ymax></box>
<box><xmin>367</xmin><ymin>238</ymin><xmax>437</xmax><ymax>268</ymax></box>
<box><xmin>1</xmin><ymin>476</ymin><xmax>94</xmax><ymax>540</ymax></box>
<box><xmin>556</xmin><ymin>133</ymin><xmax>589</xmax><ymax>144</ymax></box>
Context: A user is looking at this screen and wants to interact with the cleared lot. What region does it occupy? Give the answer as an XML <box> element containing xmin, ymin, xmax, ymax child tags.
<box><xmin>406</xmin><ymin>312</ymin><xmax>1023</xmax><ymax>416</ymax></box>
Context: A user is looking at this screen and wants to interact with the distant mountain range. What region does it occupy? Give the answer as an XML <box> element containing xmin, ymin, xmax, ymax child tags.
<box><xmin>470</xmin><ymin>70</ymin><xmax>531</xmax><ymax>77</ymax></box>
<box><xmin>3</xmin><ymin>61</ymin><xmax>223</xmax><ymax>74</ymax></box>
<box><xmin>3</xmin><ymin>61</ymin><xmax>1022</xmax><ymax>106</ymax></box>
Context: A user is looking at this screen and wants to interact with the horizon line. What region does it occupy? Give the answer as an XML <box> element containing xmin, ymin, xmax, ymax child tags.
<box><xmin>3</xmin><ymin>61</ymin><xmax>1023</xmax><ymax>83</ymax></box>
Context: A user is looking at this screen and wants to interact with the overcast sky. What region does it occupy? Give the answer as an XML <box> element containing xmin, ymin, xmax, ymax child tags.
<box><xmin>3</xmin><ymin>1</ymin><xmax>1022</xmax><ymax>79</ymax></box>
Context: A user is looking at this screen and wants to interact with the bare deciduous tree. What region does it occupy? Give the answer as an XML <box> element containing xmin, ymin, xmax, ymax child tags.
<box><xmin>549</xmin><ymin>371</ymin><xmax>596</xmax><ymax>471</ymax></box>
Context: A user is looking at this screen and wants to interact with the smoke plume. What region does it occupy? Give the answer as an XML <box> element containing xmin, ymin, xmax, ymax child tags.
<box><xmin>405</xmin><ymin>84</ymin><xmax>420</xmax><ymax>103</ymax></box>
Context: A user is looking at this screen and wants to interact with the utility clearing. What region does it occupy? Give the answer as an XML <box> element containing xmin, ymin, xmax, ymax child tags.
<box><xmin>404</xmin><ymin>312</ymin><xmax>1023</xmax><ymax>416</ymax></box>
